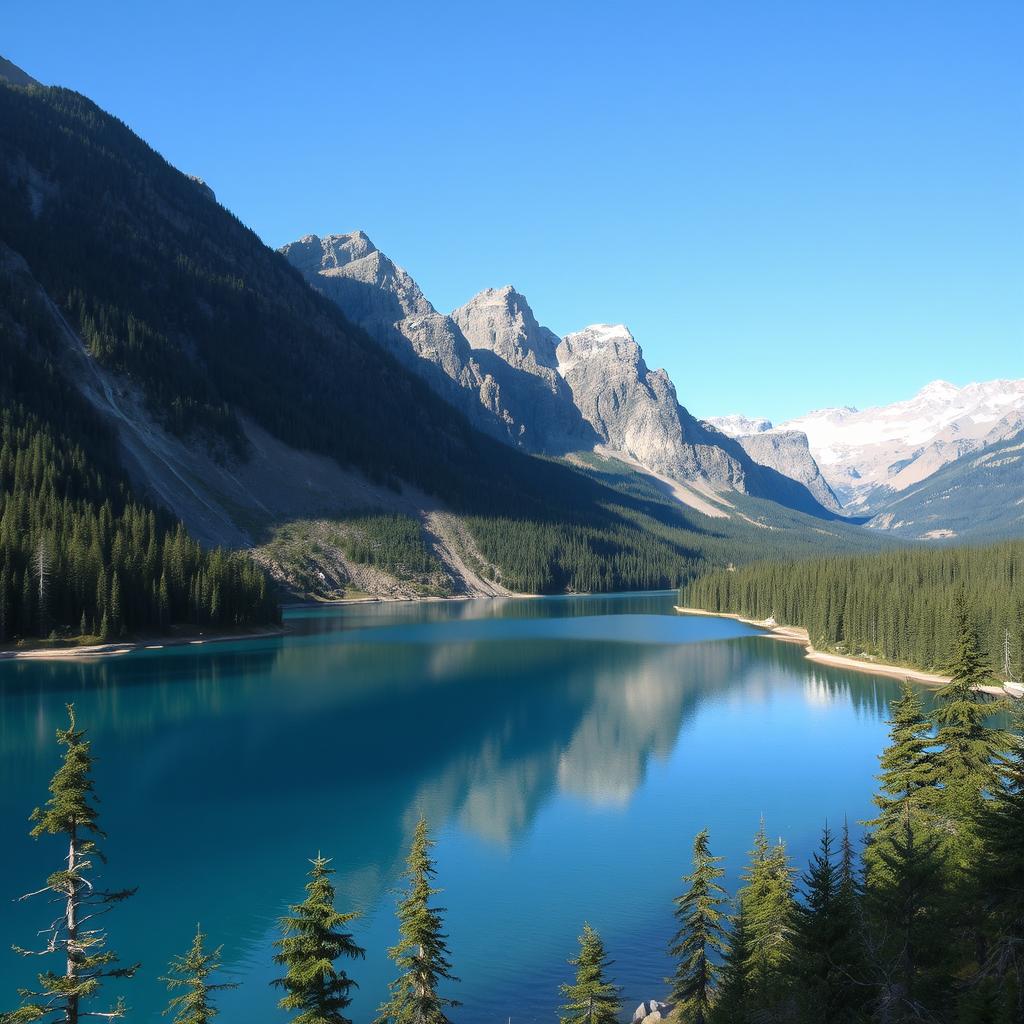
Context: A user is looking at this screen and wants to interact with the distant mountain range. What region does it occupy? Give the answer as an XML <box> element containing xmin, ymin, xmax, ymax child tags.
<box><xmin>709</xmin><ymin>379</ymin><xmax>1024</xmax><ymax>539</ymax></box>
<box><xmin>281</xmin><ymin>232</ymin><xmax>834</xmax><ymax>520</ymax></box>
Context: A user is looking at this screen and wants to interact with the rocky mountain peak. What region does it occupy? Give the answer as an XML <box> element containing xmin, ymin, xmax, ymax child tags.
<box><xmin>279</xmin><ymin>231</ymin><xmax>378</xmax><ymax>275</ymax></box>
<box><xmin>451</xmin><ymin>285</ymin><xmax>561</xmax><ymax>371</ymax></box>
<box><xmin>706</xmin><ymin>414</ymin><xmax>774</xmax><ymax>437</ymax></box>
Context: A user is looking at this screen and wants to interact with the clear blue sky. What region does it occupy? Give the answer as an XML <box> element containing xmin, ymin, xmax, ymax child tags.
<box><xmin>6</xmin><ymin>1</ymin><xmax>1023</xmax><ymax>421</ymax></box>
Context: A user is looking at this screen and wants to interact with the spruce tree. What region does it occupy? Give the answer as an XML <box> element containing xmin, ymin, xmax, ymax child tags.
<box><xmin>739</xmin><ymin>821</ymin><xmax>795</xmax><ymax>1014</ymax></box>
<box><xmin>272</xmin><ymin>855</ymin><xmax>363</xmax><ymax>1024</ymax></box>
<box><xmin>792</xmin><ymin>823</ymin><xmax>865</xmax><ymax>1023</ymax></box>
<box><xmin>975</xmin><ymin>709</ymin><xmax>1024</xmax><ymax>1020</ymax></box>
<box><xmin>376</xmin><ymin>819</ymin><xmax>459</xmax><ymax>1024</ymax></box>
<box><xmin>667</xmin><ymin>829</ymin><xmax>728</xmax><ymax>1023</ymax></box>
<box><xmin>934</xmin><ymin>594</ymin><xmax>1005</xmax><ymax>842</ymax></box>
<box><xmin>933</xmin><ymin>596</ymin><xmax>1010</xmax><ymax>973</ymax></box>
<box><xmin>558</xmin><ymin>923</ymin><xmax>621</xmax><ymax>1024</ymax></box>
<box><xmin>866</xmin><ymin>805</ymin><xmax>947</xmax><ymax>1022</ymax></box>
<box><xmin>161</xmin><ymin>926</ymin><xmax>238</xmax><ymax>1024</ymax></box>
<box><xmin>2</xmin><ymin>705</ymin><xmax>137</xmax><ymax>1024</ymax></box>
<box><xmin>864</xmin><ymin>682</ymin><xmax>938</xmax><ymax>887</ymax></box>
<box><xmin>710</xmin><ymin>899</ymin><xmax>750</xmax><ymax>1024</ymax></box>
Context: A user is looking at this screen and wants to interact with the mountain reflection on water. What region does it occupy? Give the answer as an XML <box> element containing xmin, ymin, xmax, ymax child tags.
<box><xmin>0</xmin><ymin>593</ymin><xmax>903</xmax><ymax>1023</ymax></box>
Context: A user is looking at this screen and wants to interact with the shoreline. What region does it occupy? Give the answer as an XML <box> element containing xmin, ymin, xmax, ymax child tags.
<box><xmin>0</xmin><ymin>625</ymin><xmax>288</xmax><ymax>663</ymax></box>
<box><xmin>674</xmin><ymin>606</ymin><xmax>956</xmax><ymax>687</ymax></box>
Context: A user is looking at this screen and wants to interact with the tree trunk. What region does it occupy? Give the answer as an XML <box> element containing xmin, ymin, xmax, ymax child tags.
<box><xmin>66</xmin><ymin>828</ymin><xmax>79</xmax><ymax>1024</ymax></box>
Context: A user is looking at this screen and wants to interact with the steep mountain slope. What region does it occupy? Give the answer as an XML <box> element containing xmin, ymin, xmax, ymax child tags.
<box><xmin>730</xmin><ymin>430</ymin><xmax>842</xmax><ymax>513</ymax></box>
<box><xmin>781</xmin><ymin>379</ymin><xmax>1024</xmax><ymax>510</ymax></box>
<box><xmin>866</xmin><ymin>428</ymin><xmax>1024</xmax><ymax>541</ymax></box>
<box><xmin>284</xmin><ymin>234</ymin><xmax>837</xmax><ymax>518</ymax></box>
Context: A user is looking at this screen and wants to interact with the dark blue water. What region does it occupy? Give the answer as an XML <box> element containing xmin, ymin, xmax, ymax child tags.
<box><xmin>0</xmin><ymin>592</ymin><xmax>905</xmax><ymax>1022</ymax></box>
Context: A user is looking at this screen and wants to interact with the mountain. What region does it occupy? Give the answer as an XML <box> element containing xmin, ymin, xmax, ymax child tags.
<box><xmin>780</xmin><ymin>379</ymin><xmax>1024</xmax><ymax>510</ymax></box>
<box><xmin>0</xmin><ymin>66</ymin><xmax>888</xmax><ymax>632</ymax></box>
<box><xmin>0</xmin><ymin>57</ymin><xmax>38</xmax><ymax>88</ymax></box>
<box><xmin>706</xmin><ymin>414</ymin><xmax>773</xmax><ymax>436</ymax></box>
<box><xmin>730</xmin><ymin>430</ymin><xmax>843</xmax><ymax>513</ymax></box>
<box><xmin>866</xmin><ymin>427</ymin><xmax>1024</xmax><ymax>541</ymax></box>
<box><xmin>284</xmin><ymin>236</ymin><xmax>838</xmax><ymax>518</ymax></box>
<box><xmin>702</xmin><ymin>415</ymin><xmax>841</xmax><ymax>513</ymax></box>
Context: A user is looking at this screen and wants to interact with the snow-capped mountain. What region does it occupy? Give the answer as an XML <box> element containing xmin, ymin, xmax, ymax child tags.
<box><xmin>705</xmin><ymin>414</ymin><xmax>774</xmax><ymax>437</ymax></box>
<box><xmin>779</xmin><ymin>380</ymin><xmax>1024</xmax><ymax>509</ymax></box>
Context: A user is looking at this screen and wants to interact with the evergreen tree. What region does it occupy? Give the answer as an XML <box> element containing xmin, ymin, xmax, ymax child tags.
<box><xmin>2</xmin><ymin>705</ymin><xmax>137</xmax><ymax>1024</ymax></box>
<box><xmin>710</xmin><ymin>899</ymin><xmax>751</xmax><ymax>1024</ymax></box>
<box><xmin>738</xmin><ymin>821</ymin><xmax>795</xmax><ymax>1014</ymax></box>
<box><xmin>866</xmin><ymin>805</ymin><xmax>947</xmax><ymax>1023</ymax></box>
<box><xmin>932</xmin><ymin>596</ymin><xmax>1011</xmax><ymax>979</ymax></box>
<box><xmin>933</xmin><ymin>595</ymin><xmax>1006</xmax><ymax>859</ymax></box>
<box><xmin>558</xmin><ymin>923</ymin><xmax>621</xmax><ymax>1024</ymax></box>
<box><xmin>864</xmin><ymin>682</ymin><xmax>938</xmax><ymax>887</ymax></box>
<box><xmin>376</xmin><ymin>819</ymin><xmax>459</xmax><ymax>1024</ymax></box>
<box><xmin>161</xmin><ymin>926</ymin><xmax>238</xmax><ymax>1024</ymax></box>
<box><xmin>667</xmin><ymin>829</ymin><xmax>728</xmax><ymax>1023</ymax></box>
<box><xmin>792</xmin><ymin>823</ymin><xmax>865</xmax><ymax>1023</ymax></box>
<box><xmin>272</xmin><ymin>855</ymin><xmax>363</xmax><ymax>1024</ymax></box>
<box><xmin>975</xmin><ymin>709</ymin><xmax>1024</xmax><ymax>1020</ymax></box>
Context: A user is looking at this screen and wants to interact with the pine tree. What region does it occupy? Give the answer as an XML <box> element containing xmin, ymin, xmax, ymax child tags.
<box><xmin>161</xmin><ymin>925</ymin><xmax>238</xmax><ymax>1024</ymax></box>
<box><xmin>739</xmin><ymin>821</ymin><xmax>795</xmax><ymax>1013</ymax></box>
<box><xmin>934</xmin><ymin>594</ymin><xmax>1005</xmax><ymax>842</ymax></box>
<box><xmin>710</xmin><ymin>899</ymin><xmax>750</xmax><ymax>1024</ymax></box>
<box><xmin>2</xmin><ymin>705</ymin><xmax>137</xmax><ymax>1024</ymax></box>
<box><xmin>667</xmin><ymin>829</ymin><xmax>728</xmax><ymax>1023</ymax></box>
<box><xmin>792</xmin><ymin>823</ymin><xmax>865</xmax><ymax>1023</ymax></box>
<box><xmin>975</xmin><ymin>709</ymin><xmax>1024</xmax><ymax>1020</ymax></box>
<box><xmin>866</xmin><ymin>805</ymin><xmax>947</xmax><ymax>1022</ymax></box>
<box><xmin>933</xmin><ymin>595</ymin><xmax>1010</xmax><ymax>975</ymax></box>
<box><xmin>864</xmin><ymin>682</ymin><xmax>938</xmax><ymax>887</ymax></box>
<box><xmin>558</xmin><ymin>923</ymin><xmax>622</xmax><ymax>1024</ymax></box>
<box><xmin>375</xmin><ymin>819</ymin><xmax>459</xmax><ymax>1024</ymax></box>
<box><xmin>272</xmin><ymin>855</ymin><xmax>363</xmax><ymax>1024</ymax></box>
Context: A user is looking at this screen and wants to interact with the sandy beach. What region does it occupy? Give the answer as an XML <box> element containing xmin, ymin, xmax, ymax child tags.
<box><xmin>674</xmin><ymin>605</ymin><xmax>957</xmax><ymax>687</ymax></box>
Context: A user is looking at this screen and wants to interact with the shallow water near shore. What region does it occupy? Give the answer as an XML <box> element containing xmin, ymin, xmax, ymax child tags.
<box><xmin>0</xmin><ymin>592</ymin><xmax>912</xmax><ymax>1022</ymax></box>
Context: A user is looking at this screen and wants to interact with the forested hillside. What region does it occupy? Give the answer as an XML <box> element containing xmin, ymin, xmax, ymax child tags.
<box><xmin>680</xmin><ymin>541</ymin><xmax>1024</xmax><ymax>674</ymax></box>
<box><xmin>0</xmin><ymin>263</ymin><xmax>276</xmax><ymax>643</ymax></box>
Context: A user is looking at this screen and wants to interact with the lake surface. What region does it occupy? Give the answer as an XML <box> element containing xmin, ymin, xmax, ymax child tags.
<box><xmin>0</xmin><ymin>592</ymin><xmax>909</xmax><ymax>1022</ymax></box>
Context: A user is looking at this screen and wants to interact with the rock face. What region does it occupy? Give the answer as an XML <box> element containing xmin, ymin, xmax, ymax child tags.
<box><xmin>731</xmin><ymin>429</ymin><xmax>842</xmax><ymax>512</ymax></box>
<box><xmin>633</xmin><ymin>1000</ymin><xmax>674</xmax><ymax>1023</ymax></box>
<box><xmin>281</xmin><ymin>233</ymin><xmax>599</xmax><ymax>451</ymax></box>
<box><xmin>556</xmin><ymin>324</ymin><xmax>751</xmax><ymax>487</ymax></box>
<box><xmin>281</xmin><ymin>233</ymin><xmax>513</xmax><ymax>443</ymax></box>
<box><xmin>452</xmin><ymin>286</ymin><xmax>598</xmax><ymax>453</ymax></box>
<box><xmin>283</xmin><ymin>232</ymin><xmax>836</xmax><ymax>516</ymax></box>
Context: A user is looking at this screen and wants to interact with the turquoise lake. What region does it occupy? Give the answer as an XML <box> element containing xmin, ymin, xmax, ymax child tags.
<box><xmin>0</xmin><ymin>592</ymin><xmax>910</xmax><ymax>1022</ymax></box>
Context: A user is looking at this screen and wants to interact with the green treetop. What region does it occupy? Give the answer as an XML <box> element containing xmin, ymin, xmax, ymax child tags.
<box><xmin>792</xmin><ymin>823</ymin><xmax>866</xmax><ymax>1023</ymax></box>
<box><xmin>975</xmin><ymin>709</ymin><xmax>1024</xmax><ymax>1021</ymax></box>
<box><xmin>864</xmin><ymin>682</ymin><xmax>939</xmax><ymax>886</ymax></box>
<box><xmin>558</xmin><ymin>923</ymin><xmax>621</xmax><ymax>1024</ymax></box>
<box><xmin>272</xmin><ymin>855</ymin><xmax>364</xmax><ymax>1024</ymax></box>
<box><xmin>1</xmin><ymin>705</ymin><xmax>137</xmax><ymax>1024</ymax></box>
<box><xmin>709</xmin><ymin>898</ymin><xmax>750</xmax><ymax>1024</ymax></box>
<box><xmin>160</xmin><ymin>925</ymin><xmax>238</xmax><ymax>1024</ymax></box>
<box><xmin>933</xmin><ymin>595</ymin><xmax>1009</xmax><ymax>873</ymax></box>
<box><xmin>376</xmin><ymin>819</ymin><xmax>459</xmax><ymax>1024</ymax></box>
<box><xmin>667</xmin><ymin>829</ymin><xmax>728</xmax><ymax>1023</ymax></box>
<box><xmin>739</xmin><ymin>820</ymin><xmax>795</xmax><ymax>1013</ymax></box>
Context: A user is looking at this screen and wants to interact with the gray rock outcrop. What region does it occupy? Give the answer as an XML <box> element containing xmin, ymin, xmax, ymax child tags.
<box><xmin>731</xmin><ymin>429</ymin><xmax>842</xmax><ymax>512</ymax></box>
<box><xmin>633</xmin><ymin>999</ymin><xmax>674</xmax><ymax>1023</ymax></box>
